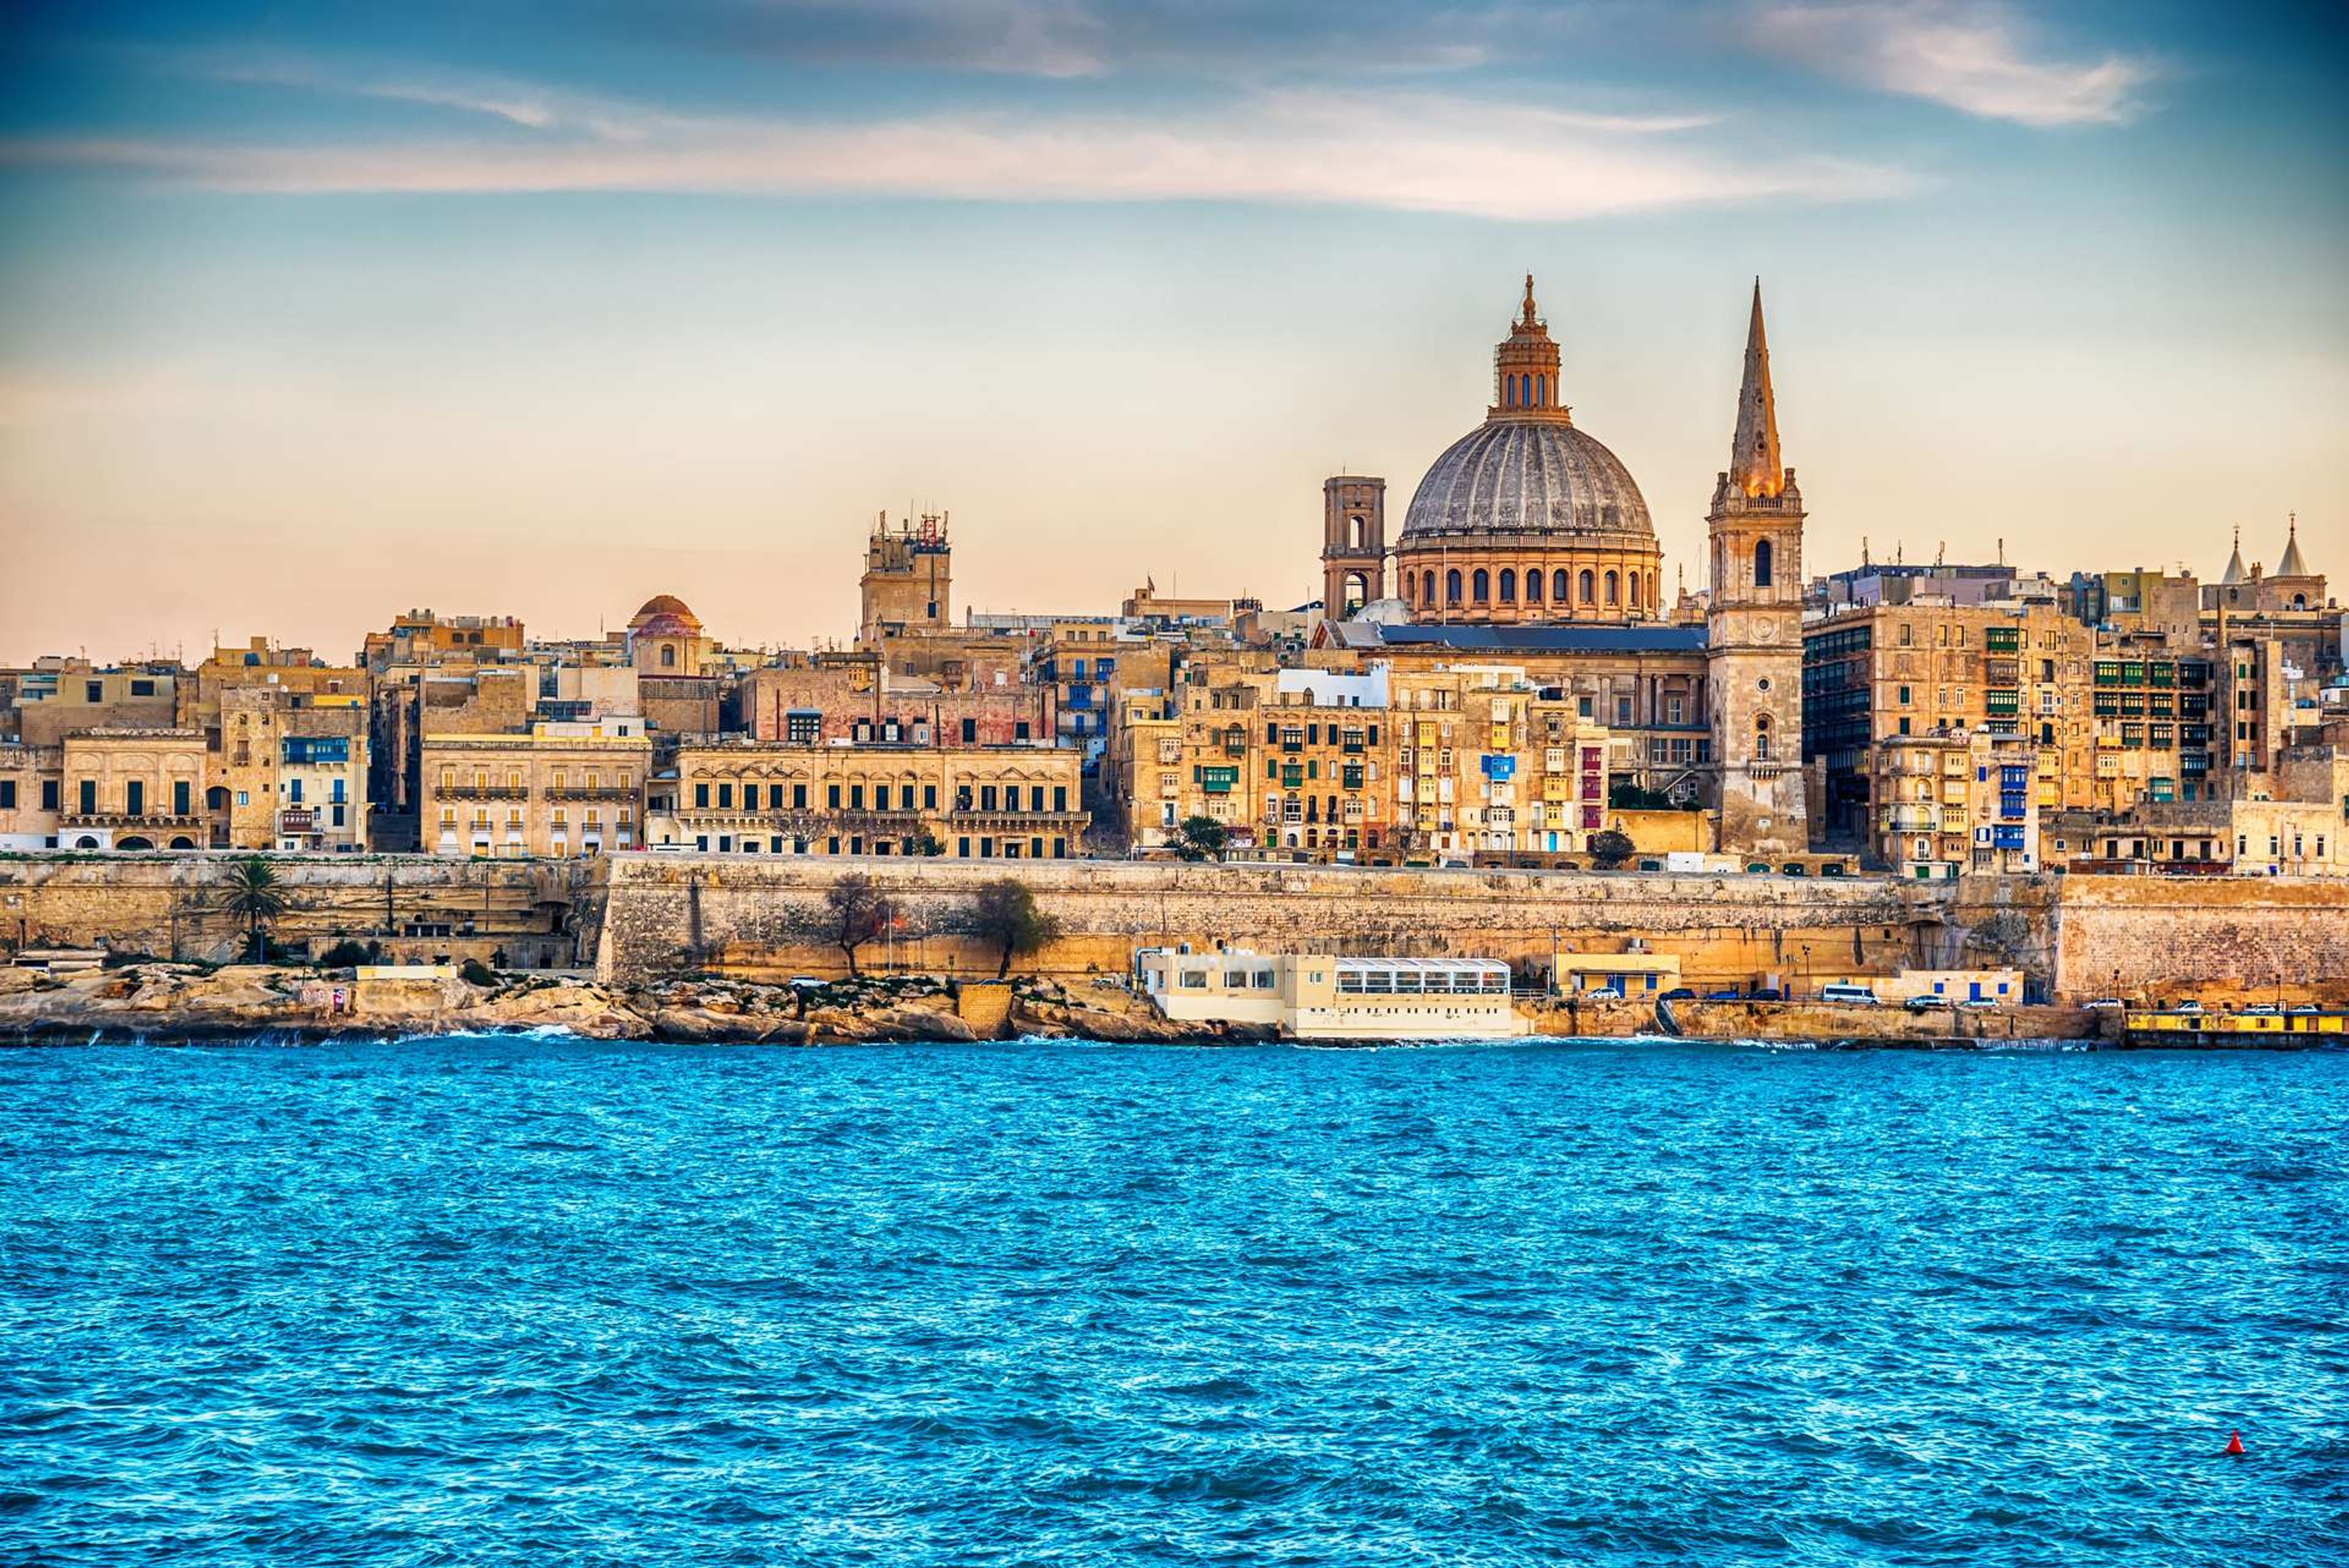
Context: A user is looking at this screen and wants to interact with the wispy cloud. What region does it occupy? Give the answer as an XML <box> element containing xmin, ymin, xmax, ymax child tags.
<box><xmin>1751</xmin><ymin>1</ymin><xmax>2158</xmax><ymax>127</ymax></box>
<box><xmin>1</xmin><ymin>75</ymin><xmax>1901</xmax><ymax>221</ymax></box>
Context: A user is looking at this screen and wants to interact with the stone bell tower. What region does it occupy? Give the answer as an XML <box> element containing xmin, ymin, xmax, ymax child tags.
<box><xmin>1706</xmin><ymin>281</ymin><xmax>1809</xmax><ymax>855</ymax></box>
<box><xmin>1321</xmin><ymin>475</ymin><xmax>1387</xmax><ymax>622</ymax></box>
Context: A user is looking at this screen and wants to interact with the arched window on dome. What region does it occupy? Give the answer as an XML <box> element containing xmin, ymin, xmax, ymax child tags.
<box><xmin>1422</xmin><ymin>572</ymin><xmax>1437</xmax><ymax>607</ymax></box>
<box><xmin>1446</xmin><ymin>569</ymin><xmax>1463</xmax><ymax>605</ymax></box>
<box><xmin>1579</xmin><ymin>569</ymin><xmax>1595</xmax><ymax>605</ymax></box>
<box><xmin>1498</xmin><ymin>569</ymin><xmax>1515</xmax><ymax>603</ymax></box>
<box><xmin>1626</xmin><ymin>572</ymin><xmax>1639</xmax><ymax>610</ymax></box>
<box><xmin>1755</xmin><ymin>539</ymin><xmax>1774</xmax><ymax>589</ymax></box>
<box><xmin>1605</xmin><ymin>571</ymin><xmax>1619</xmax><ymax>607</ymax></box>
<box><xmin>1525</xmin><ymin>569</ymin><xmax>1542</xmax><ymax>604</ymax></box>
<box><xmin>1554</xmin><ymin>569</ymin><xmax>1570</xmax><ymax>604</ymax></box>
<box><xmin>661</xmin><ymin>643</ymin><xmax>677</xmax><ymax>668</ymax></box>
<box><xmin>1534</xmin><ymin>374</ymin><xmax>1545</xmax><ymax>408</ymax></box>
<box><xmin>1472</xmin><ymin>568</ymin><xmax>1490</xmax><ymax>603</ymax></box>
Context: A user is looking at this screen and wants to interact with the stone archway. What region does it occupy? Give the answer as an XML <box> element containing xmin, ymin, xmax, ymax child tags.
<box><xmin>73</xmin><ymin>835</ymin><xmax>100</xmax><ymax>850</ymax></box>
<box><xmin>168</xmin><ymin>836</ymin><xmax>197</xmax><ymax>850</ymax></box>
<box><xmin>117</xmin><ymin>835</ymin><xmax>154</xmax><ymax>851</ymax></box>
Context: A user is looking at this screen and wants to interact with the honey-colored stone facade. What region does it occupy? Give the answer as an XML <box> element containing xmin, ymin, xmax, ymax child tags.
<box><xmin>56</xmin><ymin>730</ymin><xmax>210</xmax><ymax>850</ymax></box>
<box><xmin>667</xmin><ymin>742</ymin><xmax>1085</xmax><ymax>860</ymax></box>
<box><xmin>421</xmin><ymin>726</ymin><xmax>651</xmax><ymax>857</ymax></box>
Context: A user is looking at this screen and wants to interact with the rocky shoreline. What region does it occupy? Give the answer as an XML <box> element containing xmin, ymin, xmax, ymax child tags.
<box><xmin>0</xmin><ymin>962</ymin><xmax>2211</xmax><ymax>1051</ymax></box>
<box><xmin>0</xmin><ymin>963</ymin><xmax>1249</xmax><ymax>1048</ymax></box>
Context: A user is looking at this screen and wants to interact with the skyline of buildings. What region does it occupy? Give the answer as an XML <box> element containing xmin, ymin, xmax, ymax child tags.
<box><xmin>2</xmin><ymin>272</ymin><xmax>2339</xmax><ymax>884</ymax></box>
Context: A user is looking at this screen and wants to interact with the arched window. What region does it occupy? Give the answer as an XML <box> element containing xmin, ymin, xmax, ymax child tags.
<box><xmin>1554</xmin><ymin>569</ymin><xmax>1570</xmax><ymax>603</ymax></box>
<box><xmin>1349</xmin><ymin>514</ymin><xmax>1366</xmax><ymax>550</ymax></box>
<box><xmin>1534</xmin><ymin>374</ymin><xmax>1545</xmax><ymax>408</ymax></box>
<box><xmin>1423</xmin><ymin>572</ymin><xmax>1437</xmax><ymax>607</ymax></box>
<box><xmin>1754</xmin><ymin>714</ymin><xmax>1773</xmax><ymax>763</ymax></box>
<box><xmin>1472</xmin><ymin>568</ymin><xmax>1490</xmax><ymax>602</ymax></box>
<box><xmin>1755</xmin><ymin>539</ymin><xmax>1774</xmax><ymax>588</ymax></box>
<box><xmin>1499</xmin><ymin>568</ymin><xmax>1516</xmax><ymax>603</ymax></box>
<box><xmin>1446</xmin><ymin>569</ymin><xmax>1463</xmax><ymax>605</ymax></box>
<box><xmin>1579</xmin><ymin>569</ymin><xmax>1595</xmax><ymax>604</ymax></box>
<box><xmin>1605</xmin><ymin>571</ymin><xmax>1619</xmax><ymax>606</ymax></box>
<box><xmin>661</xmin><ymin>644</ymin><xmax>677</xmax><ymax>668</ymax></box>
<box><xmin>1526</xmin><ymin>569</ymin><xmax>1542</xmax><ymax>604</ymax></box>
<box><xmin>1627</xmin><ymin>572</ymin><xmax>1639</xmax><ymax>609</ymax></box>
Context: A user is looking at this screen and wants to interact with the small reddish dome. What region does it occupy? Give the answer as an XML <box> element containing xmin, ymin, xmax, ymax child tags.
<box><xmin>635</xmin><ymin>612</ymin><xmax>697</xmax><ymax>637</ymax></box>
<box><xmin>629</xmin><ymin>594</ymin><xmax>701</xmax><ymax>632</ymax></box>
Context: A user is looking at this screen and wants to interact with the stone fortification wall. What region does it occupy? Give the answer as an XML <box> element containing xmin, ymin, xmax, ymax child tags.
<box><xmin>0</xmin><ymin>856</ymin><xmax>602</xmax><ymax>968</ymax></box>
<box><xmin>595</xmin><ymin>855</ymin><xmax>1943</xmax><ymax>989</ymax></box>
<box><xmin>2045</xmin><ymin>876</ymin><xmax>2349</xmax><ymax>1002</ymax></box>
<box><xmin>6</xmin><ymin>854</ymin><xmax>2342</xmax><ymax>1004</ymax></box>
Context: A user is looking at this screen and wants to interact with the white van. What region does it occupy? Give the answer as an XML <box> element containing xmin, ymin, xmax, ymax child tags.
<box><xmin>1820</xmin><ymin>983</ymin><xmax>1882</xmax><ymax>1005</ymax></box>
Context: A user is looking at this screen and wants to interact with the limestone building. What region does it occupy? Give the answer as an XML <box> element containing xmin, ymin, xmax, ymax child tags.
<box><xmin>666</xmin><ymin>742</ymin><xmax>1084</xmax><ymax>860</ymax></box>
<box><xmin>56</xmin><ymin>730</ymin><xmax>209</xmax><ymax>851</ymax></box>
<box><xmin>420</xmin><ymin>721</ymin><xmax>650</xmax><ymax>857</ymax></box>
<box><xmin>860</xmin><ymin>512</ymin><xmax>954</xmax><ymax>641</ymax></box>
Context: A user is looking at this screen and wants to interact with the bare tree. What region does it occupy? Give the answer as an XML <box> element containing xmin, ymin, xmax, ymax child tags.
<box><xmin>825</xmin><ymin>873</ymin><xmax>896</xmax><ymax>977</ymax></box>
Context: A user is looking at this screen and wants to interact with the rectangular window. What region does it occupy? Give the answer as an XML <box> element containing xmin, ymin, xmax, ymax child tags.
<box><xmin>127</xmin><ymin>781</ymin><xmax>144</xmax><ymax>816</ymax></box>
<box><xmin>961</xmin><ymin>718</ymin><xmax>978</xmax><ymax>743</ymax></box>
<box><xmin>694</xmin><ymin>783</ymin><xmax>710</xmax><ymax>808</ymax></box>
<box><xmin>43</xmin><ymin>780</ymin><xmax>60</xmax><ymax>812</ymax></box>
<box><xmin>718</xmin><ymin>783</ymin><xmax>733</xmax><ymax>808</ymax></box>
<box><xmin>174</xmin><ymin>780</ymin><xmax>191</xmax><ymax>816</ymax></box>
<box><xmin>828</xmin><ymin>785</ymin><xmax>842</xmax><ymax>809</ymax></box>
<box><xmin>793</xmin><ymin>785</ymin><xmax>807</xmax><ymax>809</ymax></box>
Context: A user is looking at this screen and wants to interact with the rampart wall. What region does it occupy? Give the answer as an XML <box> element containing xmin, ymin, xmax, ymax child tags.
<box><xmin>2</xmin><ymin>855</ymin><xmax>2342</xmax><ymax>1004</ymax></box>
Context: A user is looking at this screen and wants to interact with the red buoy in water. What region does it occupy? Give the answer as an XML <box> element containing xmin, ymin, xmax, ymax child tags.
<box><xmin>2225</xmin><ymin>1430</ymin><xmax>2245</xmax><ymax>1456</ymax></box>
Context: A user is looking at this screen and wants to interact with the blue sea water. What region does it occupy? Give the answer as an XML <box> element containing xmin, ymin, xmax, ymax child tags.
<box><xmin>1</xmin><ymin>1037</ymin><xmax>2344</xmax><ymax>1566</ymax></box>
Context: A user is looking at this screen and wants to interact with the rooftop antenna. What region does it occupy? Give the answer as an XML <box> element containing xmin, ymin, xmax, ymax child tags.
<box><xmin>1936</xmin><ymin>541</ymin><xmax>1945</xmax><ymax>567</ymax></box>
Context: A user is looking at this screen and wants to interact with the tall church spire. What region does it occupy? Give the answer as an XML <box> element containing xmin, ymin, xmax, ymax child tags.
<box><xmin>2222</xmin><ymin>525</ymin><xmax>2246</xmax><ymax>585</ymax></box>
<box><xmin>1730</xmin><ymin>278</ymin><xmax>1783</xmax><ymax>498</ymax></box>
<box><xmin>2276</xmin><ymin>512</ymin><xmax>2310</xmax><ymax>578</ymax></box>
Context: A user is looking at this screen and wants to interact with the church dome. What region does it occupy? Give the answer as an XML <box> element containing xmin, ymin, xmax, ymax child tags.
<box><xmin>630</xmin><ymin>593</ymin><xmax>701</xmax><ymax>632</ymax></box>
<box><xmin>1400</xmin><ymin>419</ymin><xmax>1653</xmax><ymax>543</ymax></box>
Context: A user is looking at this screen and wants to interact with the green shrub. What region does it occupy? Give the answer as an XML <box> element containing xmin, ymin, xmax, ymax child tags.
<box><xmin>459</xmin><ymin>958</ymin><xmax>497</xmax><ymax>987</ymax></box>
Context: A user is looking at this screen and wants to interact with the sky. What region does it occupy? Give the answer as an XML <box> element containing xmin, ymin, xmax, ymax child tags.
<box><xmin>1</xmin><ymin>0</ymin><xmax>2344</xmax><ymax>663</ymax></box>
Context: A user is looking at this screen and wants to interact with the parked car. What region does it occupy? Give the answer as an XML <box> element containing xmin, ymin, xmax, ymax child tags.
<box><xmin>1818</xmin><ymin>983</ymin><xmax>1879</xmax><ymax>1005</ymax></box>
<box><xmin>1586</xmin><ymin>986</ymin><xmax>1626</xmax><ymax>1001</ymax></box>
<box><xmin>1962</xmin><ymin>997</ymin><xmax>2002</xmax><ymax>1009</ymax></box>
<box><xmin>1705</xmin><ymin>988</ymin><xmax>1745</xmax><ymax>1000</ymax></box>
<box><xmin>1904</xmin><ymin>995</ymin><xmax>1943</xmax><ymax>1011</ymax></box>
<box><xmin>1747</xmin><ymin>988</ymin><xmax>1786</xmax><ymax>1002</ymax></box>
<box><xmin>2288</xmin><ymin>1004</ymin><xmax>2320</xmax><ymax>1015</ymax></box>
<box><xmin>2173</xmin><ymin>1000</ymin><xmax>2204</xmax><ymax>1015</ymax></box>
<box><xmin>2243</xmin><ymin>1004</ymin><xmax>2280</xmax><ymax>1015</ymax></box>
<box><xmin>2083</xmin><ymin>998</ymin><xmax>2125</xmax><ymax>1010</ymax></box>
<box><xmin>1658</xmin><ymin>988</ymin><xmax>1696</xmax><ymax>1002</ymax></box>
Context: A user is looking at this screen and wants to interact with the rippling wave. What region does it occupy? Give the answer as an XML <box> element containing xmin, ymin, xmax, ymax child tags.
<box><xmin>1</xmin><ymin>1037</ymin><xmax>2343</xmax><ymax>1564</ymax></box>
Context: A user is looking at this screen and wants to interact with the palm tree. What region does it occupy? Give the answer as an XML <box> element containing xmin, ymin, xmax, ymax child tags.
<box><xmin>218</xmin><ymin>857</ymin><xmax>291</xmax><ymax>964</ymax></box>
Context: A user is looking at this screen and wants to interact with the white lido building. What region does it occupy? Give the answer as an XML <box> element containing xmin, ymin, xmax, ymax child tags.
<box><xmin>1136</xmin><ymin>948</ymin><xmax>1526</xmax><ymax>1041</ymax></box>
